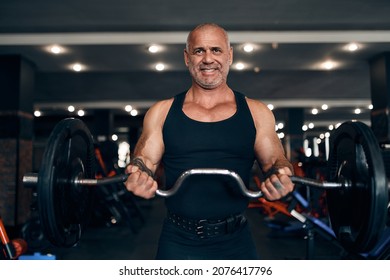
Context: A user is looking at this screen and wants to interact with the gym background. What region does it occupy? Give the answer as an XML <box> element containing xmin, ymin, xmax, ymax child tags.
<box><xmin>0</xmin><ymin>0</ymin><xmax>390</xmax><ymax>260</ymax></box>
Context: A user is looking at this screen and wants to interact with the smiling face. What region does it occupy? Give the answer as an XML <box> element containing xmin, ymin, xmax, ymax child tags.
<box><xmin>184</xmin><ymin>24</ymin><xmax>233</xmax><ymax>90</ymax></box>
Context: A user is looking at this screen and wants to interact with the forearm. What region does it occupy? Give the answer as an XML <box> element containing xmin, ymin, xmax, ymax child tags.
<box><xmin>130</xmin><ymin>130</ymin><xmax>164</xmax><ymax>176</ymax></box>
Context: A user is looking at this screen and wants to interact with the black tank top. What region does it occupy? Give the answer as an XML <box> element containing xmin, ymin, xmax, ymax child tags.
<box><xmin>162</xmin><ymin>91</ymin><xmax>256</xmax><ymax>219</ymax></box>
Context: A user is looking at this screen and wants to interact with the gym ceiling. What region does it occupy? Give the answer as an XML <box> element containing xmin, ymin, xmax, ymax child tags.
<box><xmin>1</xmin><ymin>0</ymin><xmax>390</xmax><ymax>136</ymax></box>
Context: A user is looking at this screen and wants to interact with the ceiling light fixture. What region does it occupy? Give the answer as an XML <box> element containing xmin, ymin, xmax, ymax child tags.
<box><xmin>155</xmin><ymin>63</ymin><xmax>165</xmax><ymax>71</ymax></box>
<box><xmin>243</xmin><ymin>44</ymin><xmax>254</xmax><ymax>53</ymax></box>
<box><xmin>125</xmin><ymin>105</ymin><xmax>133</xmax><ymax>112</ymax></box>
<box><xmin>130</xmin><ymin>109</ymin><xmax>138</xmax><ymax>116</ymax></box>
<box><xmin>72</xmin><ymin>63</ymin><xmax>83</xmax><ymax>72</ymax></box>
<box><xmin>148</xmin><ymin>45</ymin><xmax>160</xmax><ymax>53</ymax></box>
<box><xmin>346</xmin><ymin>42</ymin><xmax>359</xmax><ymax>52</ymax></box>
<box><xmin>235</xmin><ymin>62</ymin><xmax>245</xmax><ymax>70</ymax></box>
<box><xmin>49</xmin><ymin>45</ymin><xmax>62</xmax><ymax>54</ymax></box>
<box><xmin>321</xmin><ymin>60</ymin><xmax>335</xmax><ymax>70</ymax></box>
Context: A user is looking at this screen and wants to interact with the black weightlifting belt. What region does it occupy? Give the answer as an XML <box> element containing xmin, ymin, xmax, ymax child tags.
<box><xmin>167</xmin><ymin>212</ymin><xmax>247</xmax><ymax>239</ymax></box>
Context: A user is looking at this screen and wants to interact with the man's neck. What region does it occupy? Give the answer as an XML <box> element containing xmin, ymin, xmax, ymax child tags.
<box><xmin>187</xmin><ymin>84</ymin><xmax>233</xmax><ymax>107</ymax></box>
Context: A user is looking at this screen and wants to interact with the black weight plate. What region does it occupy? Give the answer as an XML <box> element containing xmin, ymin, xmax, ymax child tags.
<box><xmin>37</xmin><ymin>118</ymin><xmax>95</xmax><ymax>247</ymax></box>
<box><xmin>327</xmin><ymin>121</ymin><xmax>388</xmax><ymax>253</ymax></box>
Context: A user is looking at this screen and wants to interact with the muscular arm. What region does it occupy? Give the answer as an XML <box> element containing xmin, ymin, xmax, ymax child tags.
<box><xmin>247</xmin><ymin>98</ymin><xmax>295</xmax><ymax>201</ymax></box>
<box><xmin>124</xmin><ymin>99</ymin><xmax>172</xmax><ymax>198</ymax></box>
<box><xmin>132</xmin><ymin>100</ymin><xmax>168</xmax><ymax>173</ymax></box>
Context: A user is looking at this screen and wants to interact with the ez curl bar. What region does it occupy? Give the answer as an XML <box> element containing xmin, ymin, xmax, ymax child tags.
<box><xmin>24</xmin><ymin>167</ymin><xmax>345</xmax><ymax>199</ymax></box>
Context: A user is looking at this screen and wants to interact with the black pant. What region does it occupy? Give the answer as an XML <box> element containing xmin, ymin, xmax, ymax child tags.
<box><xmin>155</xmin><ymin>217</ymin><xmax>259</xmax><ymax>260</ymax></box>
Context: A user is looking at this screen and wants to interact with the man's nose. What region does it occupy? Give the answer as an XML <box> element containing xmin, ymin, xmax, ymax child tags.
<box><xmin>202</xmin><ymin>50</ymin><xmax>214</xmax><ymax>63</ymax></box>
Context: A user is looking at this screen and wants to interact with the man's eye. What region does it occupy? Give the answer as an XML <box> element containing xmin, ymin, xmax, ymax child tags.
<box><xmin>194</xmin><ymin>49</ymin><xmax>203</xmax><ymax>54</ymax></box>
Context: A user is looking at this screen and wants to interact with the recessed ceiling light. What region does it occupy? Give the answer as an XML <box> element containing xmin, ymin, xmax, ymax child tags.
<box><xmin>72</xmin><ymin>63</ymin><xmax>83</xmax><ymax>72</ymax></box>
<box><xmin>155</xmin><ymin>63</ymin><xmax>165</xmax><ymax>71</ymax></box>
<box><xmin>235</xmin><ymin>62</ymin><xmax>245</xmax><ymax>70</ymax></box>
<box><xmin>321</xmin><ymin>60</ymin><xmax>335</xmax><ymax>70</ymax></box>
<box><xmin>345</xmin><ymin>42</ymin><xmax>359</xmax><ymax>52</ymax></box>
<box><xmin>130</xmin><ymin>109</ymin><xmax>138</xmax><ymax>116</ymax></box>
<box><xmin>77</xmin><ymin>109</ymin><xmax>85</xmax><ymax>116</ymax></box>
<box><xmin>45</xmin><ymin>45</ymin><xmax>66</xmax><ymax>55</ymax></box>
<box><xmin>148</xmin><ymin>45</ymin><xmax>160</xmax><ymax>53</ymax></box>
<box><xmin>49</xmin><ymin>45</ymin><xmax>62</xmax><ymax>54</ymax></box>
<box><xmin>125</xmin><ymin>105</ymin><xmax>133</xmax><ymax>112</ymax></box>
<box><xmin>243</xmin><ymin>44</ymin><xmax>254</xmax><ymax>53</ymax></box>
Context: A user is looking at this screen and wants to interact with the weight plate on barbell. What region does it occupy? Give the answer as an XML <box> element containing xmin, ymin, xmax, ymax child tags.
<box><xmin>327</xmin><ymin>121</ymin><xmax>388</xmax><ymax>253</ymax></box>
<box><xmin>37</xmin><ymin>118</ymin><xmax>96</xmax><ymax>247</ymax></box>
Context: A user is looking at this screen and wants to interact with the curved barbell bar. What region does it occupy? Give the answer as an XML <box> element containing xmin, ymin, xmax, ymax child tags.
<box><xmin>23</xmin><ymin>168</ymin><xmax>347</xmax><ymax>199</ymax></box>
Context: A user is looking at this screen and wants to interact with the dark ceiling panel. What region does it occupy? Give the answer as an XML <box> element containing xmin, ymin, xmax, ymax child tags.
<box><xmin>2</xmin><ymin>1</ymin><xmax>390</xmax><ymax>32</ymax></box>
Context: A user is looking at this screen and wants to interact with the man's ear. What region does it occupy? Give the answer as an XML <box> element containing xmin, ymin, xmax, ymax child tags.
<box><xmin>184</xmin><ymin>49</ymin><xmax>189</xmax><ymax>66</ymax></box>
<box><xmin>229</xmin><ymin>46</ymin><xmax>233</xmax><ymax>65</ymax></box>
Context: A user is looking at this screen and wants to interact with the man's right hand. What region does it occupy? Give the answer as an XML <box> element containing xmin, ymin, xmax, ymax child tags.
<box><xmin>124</xmin><ymin>164</ymin><xmax>158</xmax><ymax>199</ymax></box>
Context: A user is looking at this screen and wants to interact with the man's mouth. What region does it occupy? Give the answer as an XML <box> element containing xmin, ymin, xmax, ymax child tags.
<box><xmin>200</xmin><ymin>66</ymin><xmax>218</xmax><ymax>73</ymax></box>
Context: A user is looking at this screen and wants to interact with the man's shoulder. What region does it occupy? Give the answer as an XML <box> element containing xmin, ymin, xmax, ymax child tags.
<box><xmin>150</xmin><ymin>98</ymin><xmax>174</xmax><ymax>113</ymax></box>
<box><xmin>244</xmin><ymin>96</ymin><xmax>274</xmax><ymax>119</ymax></box>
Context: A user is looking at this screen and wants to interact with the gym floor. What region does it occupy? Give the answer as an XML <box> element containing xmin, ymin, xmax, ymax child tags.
<box><xmin>26</xmin><ymin>195</ymin><xmax>348</xmax><ymax>260</ymax></box>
